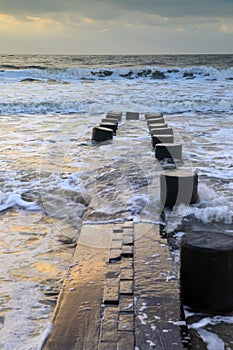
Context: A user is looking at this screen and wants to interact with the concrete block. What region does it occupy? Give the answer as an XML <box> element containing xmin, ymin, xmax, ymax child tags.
<box><xmin>180</xmin><ymin>231</ymin><xmax>233</xmax><ymax>313</ymax></box>
<box><xmin>121</xmin><ymin>258</ymin><xmax>133</xmax><ymax>269</ymax></box>
<box><xmin>119</xmin><ymin>296</ymin><xmax>134</xmax><ymax>312</ymax></box>
<box><xmin>126</xmin><ymin>111</ymin><xmax>140</xmax><ymax>120</ymax></box>
<box><xmin>150</xmin><ymin>127</ymin><xmax>174</xmax><ymax>136</ymax></box>
<box><xmin>120</xmin><ymin>280</ymin><xmax>133</xmax><ymax>295</ymax></box>
<box><xmin>155</xmin><ymin>143</ymin><xmax>182</xmax><ymax>160</ymax></box>
<box><xmin>103</xmin><ymin>279</ymin><xmax>120</xmax><ymax>304</ymax></box>
<box><xmin>149</xmin><ymin>123</ymin><xmax>168</xmax><ymax>130</ymax></box>
<box><xmin>122</xmin><ymin>235</ymin><xmax>133</xmax><ymax>245</ymax></box>
<box><xmin>99</xmin><ymin>342</ymin><xmax>118</xmax><ymax>350</ymax></box>
<box><xmin>145</xmin><ymin>112</ymin><xmax>163</xmax><ymax>119</ymax></box>
<box><xmin>102</xmin><ymin>118</ymin><xmax>119</xmax><ymax>125</ymax></box>
<box><xmin>92</xmin><ymin>126</ymin><xmax>113</xmax><ymax>142</ymax></box>
<box><xmin>117</xmin><ymin>331</ymin><xmax>134</xmax><ymax>350</ymax></box>
<box><xmin>120</xmin><ymin>268</ymin><xmax>133</xmax><ymax>280</ymax></box>
<box><xmin>99</xmin><ymin>122</ymin><xmax>118</xmax><ymax>134</ymax></box>
<box><xmin>160</xmin><ymin>170</ymin><xmax>198</xmax><ymax>208</ymax></box>
<box><xmin>152</xmin><ymin>135</ymin><xmax>174</xmax><ymax>148</ymax></box>
<box><xmin>147</xmin><ymin>117</ymin><xmax>165</xmax><ymax>125</ymax></box>
<box><xmin>109</xmin><ymin>249</ymin><xmax>122</xmax><ymax>262</ymax></box>
<box><xmin>118</xmin><ymin>314</ymin><xmax>134</xmax><ymax>331</ymax></box>
<box><xmin>107</xmin><ymin>111</ymin><xmax>122</xmax><ymax>121</ymax></box>
<box><xmin>121</xmin><ymin>245</ymin><xmax>133</xmax><ymax>258</ymax></box>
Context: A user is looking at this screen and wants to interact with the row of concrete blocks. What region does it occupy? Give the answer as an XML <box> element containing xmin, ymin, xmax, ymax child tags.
<box><xmin>92</xmin><ymin>111</ymin><xmax>122</xmax><ymax>142</ymax></box>
<box><xmin>146</xmin><ymin>112</ymin><xmax>182</xmax><ymax>161</ymax></box>
<box><xmin>149</xmin><ymin>113</ymin><xmax>233</xmax><ymax>315</ymax></box>
<box><xmin>145</xmin><ymin>112</ymin><xmax>198</xmax><ymax>208</ymax></box>
<box><xmin>92</xmin><ymin>110</ymin><xmax>163</xmax><ymax>142</ymax></box>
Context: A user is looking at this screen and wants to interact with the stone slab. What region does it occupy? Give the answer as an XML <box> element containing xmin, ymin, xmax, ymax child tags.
<box><xmin>122</xmin><ymin>235</ymin><xmax>134</xmax><ymax>245</ymax></box>
<box><xmin>117</xmin><ymin>332</ymin><xmax>135</xmax><ymax>350</ymax></box>
<box><xmin>119</xmin><ymin>296</ymin><xmax>134</xmax><ymax>313</ymax></box>
<box><xmin>99</xmin><ymin>342</ymin><xmax>118</xmax><ymax>350</ymax></box>
<box><xmin>43</xmin><ymin>225</ymin><xmax>111</xmax><ymax>349</ymax></box>
<box><xmin>109</xmin><ymin>249</ymin><xmax>122</xmax><ymax>262</ymax></box>
<box><xmin>103</xmin><ymin>279</ymin><xmax>119</xmax><ymax>304</ymax></box>
<box><xmin>134</xmin><ymin>223</ymin><xmax>189</xmax><ymax>350</ymax></box>
<box><xmin>120</xmin><ymin>280</ymin><xmax>133</xmax><ymax>295</ymax></box>
<box><xmin>120</xmin><ymin>268</ymin><xmax>133</xmax><ymax>280</ymax></box>
<box><xmin>118</xmin><ymin>313</ymin><xmax>134</xmax><ymax>331</ymax></box>
<box><xmin>122</xmin><ymin>245</ymin><xmax>134</xmax><ymax>257</ymax></box>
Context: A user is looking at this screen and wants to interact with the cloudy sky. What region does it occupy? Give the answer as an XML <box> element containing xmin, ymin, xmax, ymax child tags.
<box><xmin>0</xmin><ymin>0</ymin><xmax>233</xmax><ymax>54</ymax></box>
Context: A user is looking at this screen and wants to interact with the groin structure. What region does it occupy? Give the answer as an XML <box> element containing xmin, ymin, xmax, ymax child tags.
<box><xmin>42</xmin><ymin>111</ymin><xmax>195</xmax><ymax>350</ymax></box>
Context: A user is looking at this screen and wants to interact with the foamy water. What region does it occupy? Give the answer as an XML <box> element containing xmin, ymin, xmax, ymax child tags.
<box><xmin>0</xmin><ymin>54</ymin><xmax>232</xmax><ymax>349</ymax></box>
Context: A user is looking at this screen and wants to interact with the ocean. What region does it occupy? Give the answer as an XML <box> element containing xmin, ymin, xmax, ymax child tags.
<box><xmin>0</xmin><ymin>54</ymin><xmax>232</xmax><ymax>349</ymax></box>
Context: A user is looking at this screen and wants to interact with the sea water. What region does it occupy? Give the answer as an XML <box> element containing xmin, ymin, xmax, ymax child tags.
<box><xmin>0</xmin><ymin>54</ymin><xmax>232</xmax><ymax>349</ymax></box>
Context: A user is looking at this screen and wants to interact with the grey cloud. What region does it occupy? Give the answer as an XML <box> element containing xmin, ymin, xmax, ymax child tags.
<box><xmin>1</xmin><ymin>0</ymin><xmax>233</xmax><ymax>19</ymax></box>
<box><xmin>105</xmin><ymin>0</ymin><xmax>233</xmax><ymax>18</ymax></box>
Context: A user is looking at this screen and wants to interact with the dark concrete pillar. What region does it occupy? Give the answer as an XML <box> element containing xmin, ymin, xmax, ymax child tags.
<box><xmin>180</xmin><ymin>231</ymin><xmax>233</xmax><ymax>313</ymax></box>
<box><xmin>92</xmin><ymin>127</ymin><xmax>114</xmax><ymax>142</ymax></box>
<box><xmin>101</xmin><ymin>118</ymin><xmax>119</xmax><ymax>126</ymax></box>
<box><xmin>155</xmin><ymin>143</ymin><xmax>182</xmax><ymax>160</ymax></box>
<box><xmin>160</xmin><ymin>170</ymin><xmax>198</xmax><ymax>208</ymax></box>
<box><xmin>150</xmin><ymin>127</ymin><xmax>174</xmax><ymax>136</ymax></box>
<box><xmin>145</xmin><ymin>112</ymin><xmax>163</xmax><ymax>119</ymax></box>
<box><xmin>99</xmin><ymin>122</ymin><xmax>118</xmax><ymax>134</ymax></box>
<box><xmin>152</xmin><ymin>135</ymin><xmax>174</xmax><ymax>148</ymax></box>
<box><xmin>126</xmin><ymin>111</ymin><xmax>140</xmax><ymax>120</ymax></box>
<box><xmin>147</xmin><ymin>117</ymin><xmax>165</xmax><ymax>125</ymax></box>
<box><xmin>149</xmin><ymin>123</ymin><xmax>168</xmax><ymax>131</ymax></box>
<box><xmin>107</xmin><ymin>111</ymin><xmax>122</xmax><ymax>121</ymax></box>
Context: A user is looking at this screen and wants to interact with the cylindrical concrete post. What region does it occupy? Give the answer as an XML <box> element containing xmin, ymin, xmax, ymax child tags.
<box><xmin>147</xmin><ymin>118</ymin><xmax>165</xmax><ymax>126</ymax></box>
<box><xmin>180</xmin><ymin>231</ymin><xmax>233</xmax><ymax>313</ymax></box>
<box><xmin>99</xmin><ymin>122</ymin><xmax>118</xmax><ymax>134</ymax></box>
<box><xmin>101</xmin><ymin>118</ymin><xmax>119</xmax><ymax>126</ymax></box>
<box><xmin>145</xmin><ymin>112</ymin><xmax>163</xmax><ymax>119</ymax></box>
<box><xmin>107</xmin><ymin>111</ymin><xmax>122</xmax><ymax>121</ymax></box>
<box><xmin>149</xmin><ymin>123</ymin><xmax>168</xmax><ymax>130</ymax></box>
<box><xmin>152</xmin><ymin>135</ymin><xmax>174</xmax><ymax>148</ymax></box>
<box><xmin>155</xmin><ymin>143</ymin><xmax>182</xmax><ymax>160</ymax></box>
<box><xmin>107</xmin><ymin>110</ymin><xmax>122</xmax><ymax>116</ymax></box>
<box><xmin>160</xmin><ymin>170</ymin><xmax>198</xmax><ymax>208</ymax></box>
<box><xmin>150</xmin><ymin>127</ymin><xmax>174</xmax><ymax>136</ymax></box>
<box><xmin>92</xmin><ymin>127</ymin><xmax>114</xmax><ymax>142</ymax></box>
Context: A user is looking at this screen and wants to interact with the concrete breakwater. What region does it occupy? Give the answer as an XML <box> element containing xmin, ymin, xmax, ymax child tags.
<box><xmin>41</xmin><ymin>111</ymin><xmax>232</xmax><ymax>349</ymax></box>
<box><xmin>42</xmin><ymin>111</ymin><xmax>192</xmax><ymax>350</ymax></box>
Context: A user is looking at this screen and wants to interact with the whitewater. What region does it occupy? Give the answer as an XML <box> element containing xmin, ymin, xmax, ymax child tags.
<box><xmin>0</xmin><ymin>54</ymin><xmax>232</xmax><ymax>349</ymax></box>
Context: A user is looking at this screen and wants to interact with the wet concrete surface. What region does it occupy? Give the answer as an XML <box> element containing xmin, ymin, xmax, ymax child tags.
<box><xmin>42</xmin><ymin>222</ymin><xmax>190</xmax><ymax>350</ymax></box>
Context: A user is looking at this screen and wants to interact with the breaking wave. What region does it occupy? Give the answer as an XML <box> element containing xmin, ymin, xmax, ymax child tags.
<box><xmin>0</xmin><ymin>65</ymin><xmax>233</xmax><ymax>83</ymax></box>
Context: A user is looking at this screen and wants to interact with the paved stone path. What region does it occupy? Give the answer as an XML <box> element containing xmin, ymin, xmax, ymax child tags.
<box><xmin>43</xmin><ymin>222</ymin><xmax>190</xmax><ymax>350</ymax></box>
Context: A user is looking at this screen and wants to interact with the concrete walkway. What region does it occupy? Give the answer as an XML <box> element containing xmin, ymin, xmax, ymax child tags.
<box><xmin>43</xmin><ymin>222</ymin><xmax>190</xmax><ymax>350</ymax></box>
<box><xmin>42</xmin><ymin>115</ymin><xmax>192</xmax><ymax>349</ymax></box>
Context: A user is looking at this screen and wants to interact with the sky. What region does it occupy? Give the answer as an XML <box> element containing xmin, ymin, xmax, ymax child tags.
<box><xmin>0</xmin><ymin>0</ymin><xmax>233</xmax><ymax>54</ymax></box>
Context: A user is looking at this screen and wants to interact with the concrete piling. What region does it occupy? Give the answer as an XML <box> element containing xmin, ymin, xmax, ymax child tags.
<box><xmin>180</xmin><ymin>231</ymin><xmax>233</xmax><ymax>313</ymax></box>
<box><xmin>107</xmin><ymin>111</ymin><xmax>122</xmax><ymax>121</ymax></box>
<box><xmin>145</xmin><ymin>112</ymin><xmax>163</xmax><ymax>119</ymax></box>
<box><xmin>150</xmin><ymin>127</ymin><xmax>174</xmax><ymax>135</ymax></box>
<box><xmin>160</xmin><ymin>170</ymin><xmax>198</xmax><ymax>208</ymax></box>
<box><xmin>155</xmin><ymin>143</ymin><xmax>182</xmax><ymax>160</ymax></box>
<box><xmin>92</xmin><ymin>126</ymin><xmax>114</xmax><ymax>142</ymax></box>
<box><xmin>149</xmin><ymin>123</ymin><xmax>168</xmax><ymax>130</ymax></box>
<box><xmin>101</xmin><ymin>118</ymin><xmax>119</xmax><ymax>126</ymax></box>
<box><xmin>152</xmin><ymin>135</ymin><xmax>174</xmax><ymax>148</ymax></box>
<box><xmin>126</xmin><ymin>111</ymin><xmax>140</xmax><ymax>120</ymax></box>
<box><xmin>147</xmin><ymin>117</ymin><xmax>165</xmax><ymax>125</ymax></box>
<box><xmin>99</xmin><ymin>122</ymin><xmax>118</xmax><ymax>135</ymax></box>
